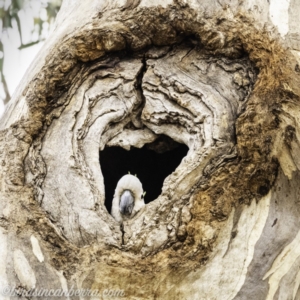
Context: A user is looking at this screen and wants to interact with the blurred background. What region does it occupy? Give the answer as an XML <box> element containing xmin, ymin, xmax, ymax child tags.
<box><xmin>0</xmin><ymin>0</ymin><xmax>62</xmax><ymax>119</ymax></box>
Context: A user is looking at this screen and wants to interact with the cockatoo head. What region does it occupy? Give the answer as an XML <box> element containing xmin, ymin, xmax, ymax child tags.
<box><xmin>111</xmin><ymin>174</ymin><xmax>145</xmax><ymax>223</ymax></box>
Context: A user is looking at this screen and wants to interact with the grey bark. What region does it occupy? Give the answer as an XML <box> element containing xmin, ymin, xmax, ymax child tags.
<box><xmin>0</xmin><ymin>0</ymin><xmax>300</xmax><ymax>299</ymax></box>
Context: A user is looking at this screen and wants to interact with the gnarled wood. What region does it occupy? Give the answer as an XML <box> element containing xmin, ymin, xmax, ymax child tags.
<box><xmin>1</xmin><ymin>0</ymin><xmax>300</xmax><ymax>299</ymax></box>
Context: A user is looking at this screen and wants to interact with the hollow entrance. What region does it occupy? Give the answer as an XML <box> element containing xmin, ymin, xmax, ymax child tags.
<box><xmin>100</xmin><ymin>136</ymin><xmax>189</xmax><ymax>213</ymax></box>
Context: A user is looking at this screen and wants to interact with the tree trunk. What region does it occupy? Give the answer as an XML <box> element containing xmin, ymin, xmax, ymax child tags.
<box><xmin>1</xmin><ymin>0</ymin><xmax>300</xmax><ymax>299</ymax></box>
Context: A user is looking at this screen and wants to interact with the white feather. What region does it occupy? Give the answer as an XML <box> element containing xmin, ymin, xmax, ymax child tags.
<box><xmin>111</xmin><ymin>174</ymin><xmax>145</xmax><ymax>223</ymax></box>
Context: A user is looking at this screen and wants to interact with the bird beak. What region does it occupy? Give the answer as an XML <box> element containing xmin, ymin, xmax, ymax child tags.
<box><xmin>119</xmin><ymin>190</ymin><xmax>134</xmax><ymax>215</ymax></box>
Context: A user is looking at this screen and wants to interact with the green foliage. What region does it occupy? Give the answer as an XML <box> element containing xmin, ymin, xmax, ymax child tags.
<box><xmin>0</xmin><ymin>0</ymin><xmax>62</xmax><ymax>103</ymax></box>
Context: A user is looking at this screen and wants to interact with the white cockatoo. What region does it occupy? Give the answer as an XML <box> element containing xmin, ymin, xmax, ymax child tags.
<box><xmin>111</xmin><ymin>174</ymin><xmax>145</xmax><ymax>223</ymax></box>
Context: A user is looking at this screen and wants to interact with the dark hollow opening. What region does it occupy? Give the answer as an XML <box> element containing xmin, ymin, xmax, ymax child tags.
<box><xmin>100</xmin><ymin>135</ymin><xmax>189</xmax><ymax>213</ymax></box>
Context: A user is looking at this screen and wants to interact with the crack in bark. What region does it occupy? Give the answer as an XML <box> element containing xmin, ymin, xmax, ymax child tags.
<box><xmin>1</xmin><ymin>4</ymin><xmax>286</xmax><ymax>262</ymax></box>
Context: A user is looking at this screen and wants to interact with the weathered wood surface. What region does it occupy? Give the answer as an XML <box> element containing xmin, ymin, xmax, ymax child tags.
<box><xmin>0</xmin><ymin>0</ymin><xmax>300</xmax><ymax>299</ymax></box>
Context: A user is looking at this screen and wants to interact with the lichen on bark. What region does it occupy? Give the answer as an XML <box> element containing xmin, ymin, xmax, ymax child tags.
<box><xmin>1</xmin><ymin>2</ymin><xmax>300</xmax><ymax>298</ymax></box>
